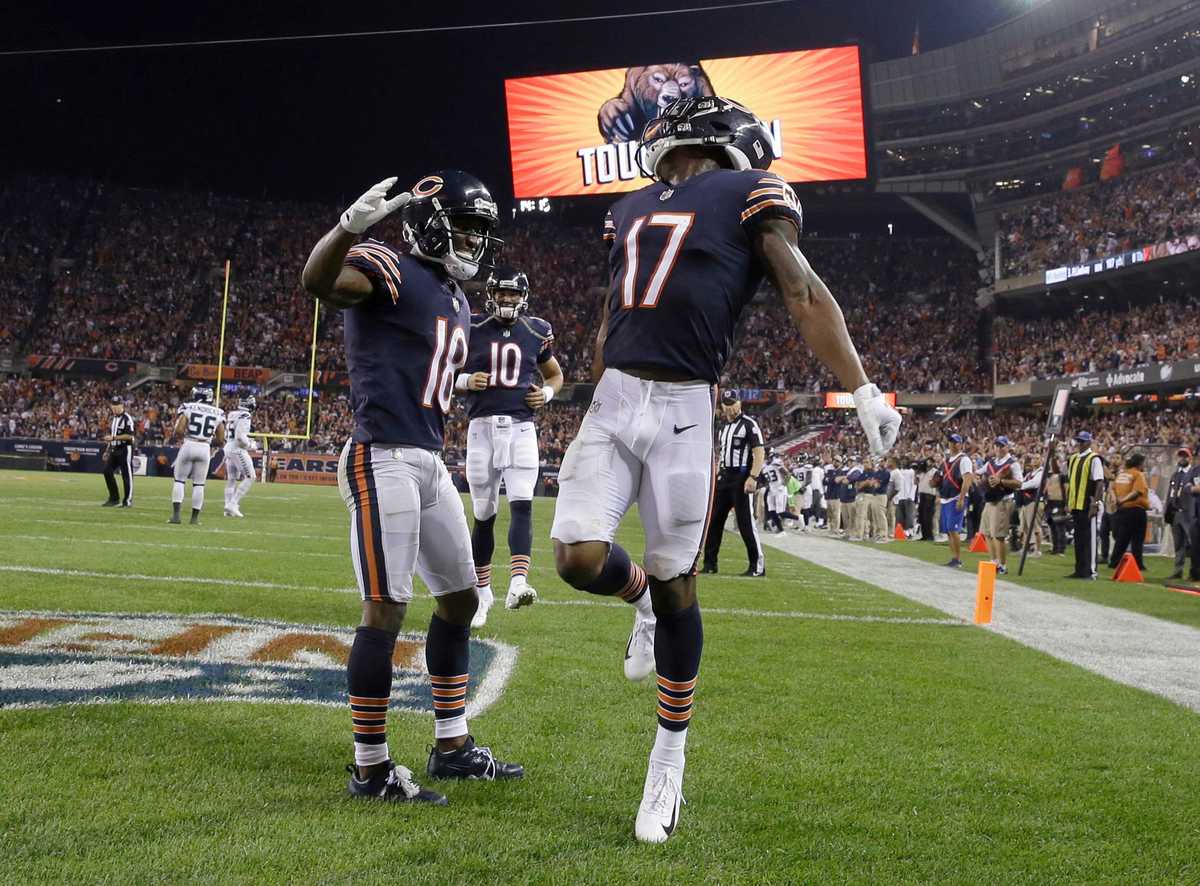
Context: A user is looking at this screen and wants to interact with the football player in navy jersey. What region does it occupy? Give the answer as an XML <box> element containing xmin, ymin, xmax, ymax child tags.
<box><xmin>456</xmin><ymin>266</ymin><xmax>563</xmax><ymax>628</ymax></box>
<box><xmin>550</xmin><ymin>97</ymin><xmax>903</xmax><ymax>843</ymax></box>
<box><xmin>302</xmin><ymin>171</ymin><xmax>522</xmax><ymax>806</ymax></box>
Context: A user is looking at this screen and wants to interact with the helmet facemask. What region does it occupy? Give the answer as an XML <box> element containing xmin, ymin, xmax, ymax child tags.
<box><xmin>406</xmin><ymin>201</ymin><xmax>503</xmax><ymax>281</ymax></box>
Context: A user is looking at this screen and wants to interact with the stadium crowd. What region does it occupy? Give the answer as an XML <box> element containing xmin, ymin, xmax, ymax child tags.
<box><xmin>997</xmin><ymin>154</ymin><xmax>1200</xmax><ymax>277</ymax></box>
<box><xmin>994</xmin><ymin>295</ymin><xmax>1200</xmax><ymax>383</ymax></box>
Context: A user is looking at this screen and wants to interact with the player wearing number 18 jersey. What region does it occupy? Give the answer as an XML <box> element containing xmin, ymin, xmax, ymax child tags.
<box><xmin>302</xmin><ymin>170</ymin><xmax>521</xmax><ymax>808</ymax></box>
<box><xmin>550</xmin><ymin>96</ymin><xmax>903</xmax><ymax>843</ymax></box>
<box><xmin>169</xmin><ymin>386</ymin><xmax>225</xmax><ymax>525</ymax></box>
<box><xmin>458</xmin><ymin>267</ymin><xmax>563</xmax><ymax>627</ymax></box>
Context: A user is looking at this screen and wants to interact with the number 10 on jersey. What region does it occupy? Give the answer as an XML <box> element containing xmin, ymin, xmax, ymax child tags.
<box><xmin>620</xmin><ymin>212</ymin><xmax>695</xmax><ymax>309</ymax></box>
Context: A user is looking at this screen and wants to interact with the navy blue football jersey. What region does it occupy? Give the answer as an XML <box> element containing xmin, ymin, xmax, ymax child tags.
<box><xmin>342</xmin><ymin>239</ymin><xmax>470</xmax><ymax>449</ymax></box>
<box><xmin>601</xmin><ymin>168</ymin><xmax>802</xmax><ymax>384</ymax></box>
<box><xmin>461</xmin><ymin>314</ymin><xmax>554</xmax><ymax>422</ymax></box>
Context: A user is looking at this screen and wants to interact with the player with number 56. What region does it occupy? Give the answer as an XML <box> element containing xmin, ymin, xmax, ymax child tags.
<box><xmin>302</xmin><ymin>169</ymin><xmax>523</xmax><ymax>807</ymax></box>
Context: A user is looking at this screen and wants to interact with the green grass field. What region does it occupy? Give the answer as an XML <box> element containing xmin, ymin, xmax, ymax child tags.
<box><xmin>2</xmin><ymin>473</ymin><xmax>1198</xmax><ymax>884</ymax></box>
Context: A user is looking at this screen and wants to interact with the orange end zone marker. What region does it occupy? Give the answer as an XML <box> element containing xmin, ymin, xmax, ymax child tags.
<box><xmin>974</xmin><ymin>561</ymin><xmax>996</xmax><ymax>625</ymax></box>
<box><xmin>1112</xmin><ymin>553</ymin><xmax>1144</xmax><ymax>583</ymax></box>
<box><xmin>894</xmin><ymin>523</ymin><xmax>907</xmax><ymax>541</ymax></box>
<box><xmin>969</xmin><ymin>532</ymin><xmax>989</xmax><ymax>554</ymax></box>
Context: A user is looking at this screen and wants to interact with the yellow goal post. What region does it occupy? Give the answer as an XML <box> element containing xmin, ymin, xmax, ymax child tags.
<box><xmin>210</xmin><ymin>259</ymin><xmax>321</xmax><ymax>482</ymax></box>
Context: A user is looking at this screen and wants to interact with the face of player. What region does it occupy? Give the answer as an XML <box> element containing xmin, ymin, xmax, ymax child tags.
<box><xmin>451</xmin><ymin>217</ymin><xmax>487</xmax><ymax>261</ymax></box>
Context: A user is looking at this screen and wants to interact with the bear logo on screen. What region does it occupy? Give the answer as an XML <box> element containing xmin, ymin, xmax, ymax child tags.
<box><xmin>597</xmin><ymin>63</ymin><xmax>715</xmax><ymax>144</ymax></box>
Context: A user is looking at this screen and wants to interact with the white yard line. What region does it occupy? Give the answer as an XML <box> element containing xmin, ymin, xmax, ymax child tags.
<box><xmin>14</xmin><ymin>516</ymin><xmax>337</xmax><ymax>542</ymax></box>
<box><xmin>0</xmin><ymin>534</ymin><xmax>341</xmax><ymax>559</ymax></box>
<box><xmin>0</xmin><ymin>565</ymin><xmax>963</xmax><ymax>627</ymax></box>
<box><xmin>762</xmin><ymin>532</ymin><xmax>1200</xmax><ymax>713</ymax></box>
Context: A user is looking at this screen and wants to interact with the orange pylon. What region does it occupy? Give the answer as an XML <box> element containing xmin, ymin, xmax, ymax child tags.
<box><xmin>894</xmin><ymin>523</ymin><xmax>907</xmax><ymax>541</ymax></box>
<box><xmin>1112</xmin><ymin>553</ymin><xmax>1144</xmax><ymax>583</ymax></box>
<box><xmin>969</xmin><ymin>532</ymin><xmax>989</xmax><ymax>554</ymax></box>
<box><xmin>974</xmin><ymin>561</ymin><xmax>996</xmax><ymax>624</ymax></box>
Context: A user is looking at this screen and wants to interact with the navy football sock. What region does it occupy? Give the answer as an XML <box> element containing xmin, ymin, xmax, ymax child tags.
<box><xmin>653</xmin><ymin>602</ymin><xmax>703</xmax><ymax>733</ymax></box>
<box><xmin>582</xmin><ymin>543</ymin><xmax>648</xmax><ymax>606</ymax></box>
<box><xmin>426</xmin><ymin>614</ymin><xmax>470</xmax><ymax>740</ymax></box>
<box><xmin>348</xmin><ymin>626</ymin><xmax>397</xmax><ymax>768</ymax></box>
<box><xmin>508</xmin><ymin>499</ymin><xmax>532</xmax><ymax>583</ymax></box>
<box><xmin>472</xmin><ymin>514</ymin><xmax>496</xmax><ymax>590</ymax></box>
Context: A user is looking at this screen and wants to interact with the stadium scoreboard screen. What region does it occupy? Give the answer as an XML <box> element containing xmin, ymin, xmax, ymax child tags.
<box><xmin>504</xmin><ymin>46</ymin><xmax>868</xmax><ymax>198</ymax></box>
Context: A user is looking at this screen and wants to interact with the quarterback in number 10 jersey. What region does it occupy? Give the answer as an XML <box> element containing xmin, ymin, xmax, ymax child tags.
<box><xmin>602</xmin><ymin>167</ymin><xmax>802</xmax><ymax>384</ymax></box>
<box><xmin>462</xmin><ymin>313</ymin><xmax>554</xmax><ymax>422</ymax></box>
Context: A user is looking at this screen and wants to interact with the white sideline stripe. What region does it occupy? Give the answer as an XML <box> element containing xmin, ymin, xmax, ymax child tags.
<box><xmin>0</xmin><ymin>534</ymin><xmax>341</xmax><ymax>559</ymax></box>
<box><xmin>762</xmin><ymin>532</ymin><xmax>1200</xmax><ymax>713</ymax></box>
<box><xmin>0</xmin><ymin>565</ymin><xmax>356</xmax><ymax>594</ymax></box>
<box><xmin>0</xmin><ymin>565</ymin><xmax>962</xmax><ymax>626</ymax></box>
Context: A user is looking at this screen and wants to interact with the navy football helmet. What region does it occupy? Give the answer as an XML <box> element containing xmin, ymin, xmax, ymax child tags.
<box><xmin>485</xmin><ymin>266</ymin><xmax>530</xmax><ymax>322</ymax></box>
<box><xmin>400</xmin><ymin>170</ymin><xmax>502</xmax><ymax>281</ymax></box>
<box><xmin>240</xmin><ymin>395</ymin><xmax>256</xmax><ymax>411</ymax></box>
<box><xmin>191</xmin><ymin>385</ymin><xmax>214</xmax><ymax>404</ymax></box>
<box><xmin>638</xmin><ymin>96</ymin><xmax>775</xmax><ymax>180</ymax></box>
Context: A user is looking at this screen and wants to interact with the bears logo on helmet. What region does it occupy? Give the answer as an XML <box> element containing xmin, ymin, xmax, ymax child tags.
<box><xmin>485</xmin><ymin>266</ymin><xmax>530</xmax><ymax>322</ymax></box>
<box><xmin>400</xmin><ymin>170</ymin><xmax>503</xmax><ymax>282</ymax></box>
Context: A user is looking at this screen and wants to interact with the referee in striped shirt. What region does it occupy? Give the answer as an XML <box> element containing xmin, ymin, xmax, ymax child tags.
<box><xmin>102</xmin><ymin>396</ymin><xmax>136</xmax><ymax>508</ymax></box>
<box><xmin>701</xmin><ymin>391</ymin><xmax>766</xmax><ymax>577</ymax></box>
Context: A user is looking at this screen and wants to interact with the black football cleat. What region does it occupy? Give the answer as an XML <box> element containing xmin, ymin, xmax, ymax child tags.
<box><xmin>427</xmin><ymin>736</ymin><xmax>523</xmax><ymax>781</ymax></box>
<box><xmin>167</xmin><ymin>515</ymin><xmax>181</xmax><ymax>524</ymax></box>
<box><xmin>700</xmin><ymin>564</ymin><xmax>718</xmax><ymax>575</ymax></box>
<box><xmin>101</xmin><ymin>500</ymin><xmax>119</xmax><ymax>507</ymax></box>
<box><xmin>740</xmin><ymin>568</ymin><xmax>766</xmax><ymax>578</ymax></box>
<box><xmin>346</xmin><ymin>761</ymin><xmax>447</xmax><ymax>805</ymax></box>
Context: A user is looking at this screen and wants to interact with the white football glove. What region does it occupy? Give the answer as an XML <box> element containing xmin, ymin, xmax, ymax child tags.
<box><xmin>339</xmin><ymin>177</ymin><xmax>411</xmax><ymax>235</ymax></box>
<box><xmin>853</xmin><ymin>382</ymin><xmax>902</xmax><ymax>457</ymax></box>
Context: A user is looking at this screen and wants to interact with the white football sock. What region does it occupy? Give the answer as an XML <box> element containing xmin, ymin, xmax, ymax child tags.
<box><xmin>192</xmin><ymin>484</ymin><xmax>205</xmax><ymax>512</ymax></box>
<box><xmin>235</xmin><ymin>477</ymin><xmax>253</xmax><ymax>504</ymax></box>
<box><xmin>650</xmin><ymin>724</ymin><xmax>687</xmax><ymax>768</ymax></box>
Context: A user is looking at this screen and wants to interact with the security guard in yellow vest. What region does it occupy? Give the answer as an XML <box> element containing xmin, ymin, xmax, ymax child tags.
<box><xmin>1066</xmin><ymin>431</ymin><xmax>1106</xmax><ymax>579</ymax></box>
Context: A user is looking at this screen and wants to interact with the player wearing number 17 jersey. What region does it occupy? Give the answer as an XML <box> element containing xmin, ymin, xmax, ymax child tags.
<box><xmin>302</xmin><ymin>170</ymin><xmax>522</xmax><ymax>809</ymax></box>
<box><xmin>550</xmin><ymin>96</ymin><xmax>903</xmax><ymax>843</ymax></box>
<box><xmin>169</xmin><ymin>386</ymin><xmax>225</xmax><ymax>525</ymax></box>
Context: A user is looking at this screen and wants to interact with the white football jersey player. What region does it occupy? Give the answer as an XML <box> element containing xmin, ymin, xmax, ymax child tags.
<box><xmin>170</xmin><ymin>388</ymin><xmax>225</xmax><ymax>524</ymax></box>
<box><xmin>223</xmin><ymin>398</ymin><xmax>259</xmax><ymax>517</ymax></box>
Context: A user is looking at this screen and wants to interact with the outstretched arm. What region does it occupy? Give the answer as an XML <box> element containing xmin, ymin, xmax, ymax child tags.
<box><xmin>753</xmin><ymin>218</ymin><xmax>901</xmax><ymax>456</ymax></box>
<box><xmin>302</xmin><ymin>177</ymin><xmax>410</xmax><ymax>308</ymax></box>
<box><xmin>753</xmin><ymin>218</ymin><xmax>868</xmax><ymax>391</ymax></box>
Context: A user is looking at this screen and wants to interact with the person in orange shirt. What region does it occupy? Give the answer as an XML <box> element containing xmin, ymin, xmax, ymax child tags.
<box><xmin>1108</xmin><ymin>451</ymin><xmax>1149</xmax><ymax>572</ymax></box>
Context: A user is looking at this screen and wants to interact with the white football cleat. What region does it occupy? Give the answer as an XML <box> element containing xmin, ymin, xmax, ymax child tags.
<box><xmin>505</xmin><ymin>580</ymin><xmax>537</xmax><ymax>610</ymax></box>
<box><xmin>471</xmin><ymin>586</ymin><xmax>494</xmax><ymax>629</ymax></box>
<box><xmin>229</xmin><ymin>505</ymin><xmax>244</xmax><ymax>518</ymax></box>
<box><xmin>623</xmin><ymin>613</ymin><xmax>656</xmax><ymax>681</ymax></box>
<box><xmin>635</xmin><ymin>758</ymin><xmax>685</xmax><ymax>844</ymax></box>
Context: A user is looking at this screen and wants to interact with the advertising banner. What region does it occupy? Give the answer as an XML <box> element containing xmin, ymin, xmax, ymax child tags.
<box><xmin>25</xmin><ymin>355</ymin><xmax>139</xmax><ymax>379</ymax></box>
<box><xmin>505</xmin><ymin>46</ymin><xmax>867</xmax><ymax>198</ymax></box>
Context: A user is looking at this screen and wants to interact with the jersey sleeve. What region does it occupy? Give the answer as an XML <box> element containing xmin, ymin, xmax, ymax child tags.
<box><xmin>746</xmin><ymin>418</ymin><xmax>765</xmax><ymax>448</ymax></box>
<box><xmin>739</xmin><ymin>173</ymin><xmax>803</xmax><ymax>236</ymax></box>
<box><xmin>534</xmin><ymin>319</ymin><xmax>555</xmax><ymax>363</ymax></box>
<box><xmin>345</xmin><ymin>240</ymin><xmax>404</xmax><ymax>303</ymax></box>
<box><xmin>602</xmin><ymin>210</ymin><xmax>616</xmax><ymax>244</ymax></box>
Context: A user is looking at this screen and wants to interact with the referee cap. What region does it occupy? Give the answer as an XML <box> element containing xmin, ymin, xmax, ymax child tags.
<box><xmin>720</xmin><ymin>390</ymin><xmax>739</xmax><ymax>406</ymax></box>
<box><xmin>109</xmin><ymin>395</ymin><xmax>123</xmax><ymax>404</ymax></box>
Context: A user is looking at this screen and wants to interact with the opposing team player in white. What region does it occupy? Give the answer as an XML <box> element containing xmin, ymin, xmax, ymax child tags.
<box><xmin>762</xmin><ymin>449</ymin><xmax>792</xmax><ymax>533</ymax></box>
<box><xmin>550</xmin><ymin>96</ymin><xmax>901</xmax><ymax>843</ymax></box>
<box><xmin>223</xmin><ymin>395</ymin><xmax>259</xmax><ymax>518</ymax></box>
<box><xmin>458</xmin><ymin>267</ymin><xmax>563</xmax><ymax>628</ymax></box>
<box><xmin>170</xmin><ymin>385</ymin><xmax>225</xmax><ymax>525</ymax></box>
